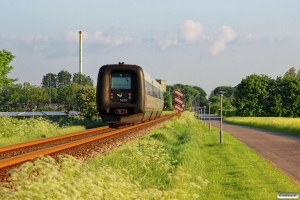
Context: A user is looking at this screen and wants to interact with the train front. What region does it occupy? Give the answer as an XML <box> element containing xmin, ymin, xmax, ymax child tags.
<box><xmin>96</xmin><ymin>64</ymin><xmax>146</xmax><ymax>125</ymax></box>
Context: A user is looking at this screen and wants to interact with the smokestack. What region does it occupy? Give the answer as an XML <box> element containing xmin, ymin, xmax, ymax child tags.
<box><xmin>79</xmin><ymin>31</ymin><xmax>82</xmax><ymax>74</ymax></box>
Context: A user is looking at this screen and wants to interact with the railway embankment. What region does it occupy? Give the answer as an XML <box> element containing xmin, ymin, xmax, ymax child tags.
<box><xmin>1</xmin><ymin>112</ymin><xmax>299</xmax><ymax>199</ymax></box>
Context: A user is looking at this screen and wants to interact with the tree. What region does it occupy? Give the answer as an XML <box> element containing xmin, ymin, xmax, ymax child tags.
<box><xmin>57</xmin><ymin>83</ymin><xmax>83</xmax><ymax>111</ymax></box>
<box><xmin>0</xmin><ymin>84</ymin><xmax>22</xmax><ymax>111</ymax></box>
<box><xmin>213</xmin><ymin>86</ymin><xmax>235</xmax><ymax>97</ymax></box>
<box><xmin>49</xmin><ymin>88</ymin><xmax>58</xmax><ymax>103</ymax></box>
<box><xmin>21</xmin><ymin>82</ymin><xmax>50</xmax><ymax>110</ymax></box>
<box><xmin>264</xmin><ymin>67</ymin><xmax>300</xmax><ymax>117</ymax></box>
<box><xmin>192</xmin><ymin>85</ymin><xmax>207</xmax><ymax>107</ymax></box>
<box><xmin>57</xmin><ymin>70</ymin><xmax>72</xmax><ymax>87</ymax></box>
<box><xmin>234</xmin><ymin>74</ymin><xmax>272</xmax><ymax>116</ymax></box>
<box><xmin>283</xmin><ymin>67</ymin><xmax>297</xmax><ymax>80</ymax></box>
<box><xmin>168</xmin><ymin>84</ymin><xmax>206</xmax><ymax>109</ymax></box>
<box><xmin>73</xmin><ymin>73</ymin><xmax>93</xmax><ymax>86</ymax></box>
<box><xmin>0</xmin><ymin>50</ymin><xmax>17</xmax><ymax>92</ymax></box>
<box><xmin>208</xmin><ymin>91</ymin><xmax>233</xmax><ymax>114</ymax></box>
<box><xmin>7</xmin><ymin>84</ymin><xmax>23</xmax><ymax>111</ymax></box>
<box><xmin>41</xmin><ymin>73</ymin><xmax>57</xmax><ymax>89</ymax></box>
<box><xmin>76</xmin><ymin>86</ymin><xmax>97</xmax><ymax>119</ymax></box>
<box><xmin>274</xmin><ymin>76</ymin><xmax>300</xmax><ymax>117</ymax></box>
<box><xmin>163</xmin><ymin>92</ymin><xmax>173</xmax><ymax>111</ymax></box>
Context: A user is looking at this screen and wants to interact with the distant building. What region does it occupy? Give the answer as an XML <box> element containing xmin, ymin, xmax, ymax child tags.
<box><xmin>156</xmin><ymin>79</ymin><xmax>166</xmax><ymax>92</ymax></box>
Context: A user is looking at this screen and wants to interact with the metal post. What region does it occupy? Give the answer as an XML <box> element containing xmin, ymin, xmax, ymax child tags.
<box><xmin>193</xmin><ymin>94</ymin><xmax>200</xmax><ymax>119</ymax></box>
<box><xmin>200</xmin><ymin>107</ymin><xmax>202</xmax><ymax>120</ymax></box>
<box><xmin>199</xmin><ymin>94</ymin><xmax>200</xmax><ymax>118</ymax></box>
<box><xmin>203</xmin><ymin>106</ymin><xmax>206</xmax><ymax>124</ymax></box>
<box><xmin>208</xmin><ymin>101</ymin><xmax>211</xmax><ymax>131</ymax></box>
<box><xmin>220</xmin><ymin>95</ymin><xmax>223</xmax><ymax>144</ymax></box>
<box><xmin>218</xmin><ymin>91</ymin><xmax>226</xmax><ymax>144</ymax></box>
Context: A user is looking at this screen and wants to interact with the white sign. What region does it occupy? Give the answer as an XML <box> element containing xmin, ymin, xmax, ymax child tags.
<box><xmin>173</xmin><ymin>89</ymin><xmax>184</xmax><ymax>98</ymax></box>
<box><xmin>174</xmin><ymin>96</ymin><xmax>184</xmax><ymax>105</ymax></box>
<box><xmin>174</xmin><ymin>104</ymin><xmax>184</xmax><ymax>112</ymax></box>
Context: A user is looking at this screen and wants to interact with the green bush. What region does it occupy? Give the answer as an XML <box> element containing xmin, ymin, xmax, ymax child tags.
<box><xmin>217</xmin><ymin>109</ymin><xmax>238</xmax><ymax>117</ymax></box>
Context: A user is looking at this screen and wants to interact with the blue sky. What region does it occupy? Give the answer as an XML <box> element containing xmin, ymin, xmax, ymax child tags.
<box><xmin>1</xmin><ymin>1</ymin><xmax>300</xmax><ymax>96</ymax></box>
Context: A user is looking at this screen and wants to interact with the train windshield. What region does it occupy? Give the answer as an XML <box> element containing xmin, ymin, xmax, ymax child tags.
<box><xmin>111</xmin><ymin>73</ymin><xmax>132</xmax><ymax>89</ymax></box>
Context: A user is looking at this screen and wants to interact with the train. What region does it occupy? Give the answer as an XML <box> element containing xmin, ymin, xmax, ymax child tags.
<box><xmin>96</xmin><ymin>63</ymin><xmax>164</xmax><ymax>127</ymax></box>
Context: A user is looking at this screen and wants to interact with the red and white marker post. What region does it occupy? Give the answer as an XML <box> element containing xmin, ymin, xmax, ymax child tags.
<box><xmin>173</xmin><ymin>89</ymin><xmax>185</xmax><ymax>118</ymax></box>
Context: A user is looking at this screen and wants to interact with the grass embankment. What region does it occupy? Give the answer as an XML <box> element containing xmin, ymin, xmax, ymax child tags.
<box><xmin>0</xmin><ymin>111</ymin><xmax>174</xmax><ymax>147</ymax></box>
<box><xmin>0</xmin><ymin>117</ymin><xmax>85</xmax><ymax>146</ymax></box>
<box><xmin>224</xmin><ymin>117</ymin><xmax>300</xmax><ymax>137</ymax></box>
<box><xmin>0</xmin><ymin>112</ymin><xmax>299</xmax><ymax>199</ymax></box>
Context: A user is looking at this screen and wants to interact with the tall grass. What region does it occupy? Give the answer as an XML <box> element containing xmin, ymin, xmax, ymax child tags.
<box><xmin>0</xmin><ymin>117</ymin><xmax>85</xmax><ymax>146</ymax></box>
<box><xmin>0</xmin><ymin>111</ymin><xmax>174</xmax><ymax>147</ymax></box>
<box><xmin>1</xmin><ymin>112</ymin><xmax>299</xmax><ymax>199</ymax></box>
<box><xmin>224</xmin><ymin>117</ymin><xmax>300</xmax><ymax>136</ymax></box>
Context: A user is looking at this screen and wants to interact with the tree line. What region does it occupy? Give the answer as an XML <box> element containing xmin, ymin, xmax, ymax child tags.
<box><xmin>1</xmin><ymin>49</ymin><xmax>299</xmax><ymax>118</ymax></box>
<box><xmin>0</xmin><ymin>50</ymin><xmax>97</xmax><ymax>119</ymax></box>
<box><xmin>165</xmin><ymin>67</ymin><xmax>300</xmax><ymax>118</ymax></box>
<box><xmin>163</xmin><ymin>84</ymin><xmax>207</xmax><ymax>111</ymax></box>
<box><xmin>234</xmin><ymin>67</ymin><xmax>300</xmax><ymax>117</ymax></box>
<box><xmin>201</xmin><ymin>67</ymin><xmax>300</xmax><ymax>117</ymax></box>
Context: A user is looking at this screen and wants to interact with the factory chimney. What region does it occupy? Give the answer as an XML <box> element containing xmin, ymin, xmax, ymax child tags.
<box><xmin>79</xmin><ymin>31</ymin><xmax>82</xmax><ymax>74</ymax></box>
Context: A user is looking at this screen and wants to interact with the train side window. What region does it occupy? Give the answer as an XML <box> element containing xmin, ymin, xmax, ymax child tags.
<box><xmin>145</xmin><ymin>80</ymin><xmax>163</xmax><ymax>99</ymax></box>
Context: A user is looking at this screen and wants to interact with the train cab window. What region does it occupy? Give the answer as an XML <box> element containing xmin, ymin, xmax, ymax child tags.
<box><xmin>110</xmin><ymin>73</ymin><xmax>133</xmax><ymax>103</ymax></box>
<box><xmin>111</xmin><ymin>73</ymin><xmax>132</xmax><ymax>89</ymax></box>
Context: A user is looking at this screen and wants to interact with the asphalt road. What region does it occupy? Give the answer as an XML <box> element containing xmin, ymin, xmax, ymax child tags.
<box><xmin>205</xmin><ymin>117</ymin><xmax>300</xmax><ymax>184</ymax></box>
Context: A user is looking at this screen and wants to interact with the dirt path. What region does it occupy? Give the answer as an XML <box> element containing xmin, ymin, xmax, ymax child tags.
<box><xmin>209</xmin><ymin>120</ymin><xmax>300</xmax><ymax>184</ymax></box>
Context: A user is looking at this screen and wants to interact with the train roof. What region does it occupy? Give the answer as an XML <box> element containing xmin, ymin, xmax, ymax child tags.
<box><xmin>102</xmin><ymin>63</ymin><xmax>162</xmax><ymax>90</ymax></box>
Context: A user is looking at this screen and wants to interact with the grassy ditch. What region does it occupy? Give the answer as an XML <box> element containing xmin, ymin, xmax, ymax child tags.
<box><xmin>0</xmin><ymin>112</ymin><xmax>299</xmax><ymax>199</ymax></box>
<box><xmin>224</xmin><ymin>117</ymin><xmax>300</xmax><ymax>137</ymax></box>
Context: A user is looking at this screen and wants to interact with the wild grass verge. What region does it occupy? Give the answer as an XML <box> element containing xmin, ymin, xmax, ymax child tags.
<box><xmin>0</xmin><ymin>111</ymin><xmax>174</xmax><ymax>146</ymax></box>
<box><xmin>0</xmin><ymin>117</ymin><xmax>85</xmax><ymax>146</ymax></box>
<box><xmin>0</xmin><ymin>112</ymin><xmax>299</xmax><ymax>199</ymax></box>
<box><xmin>224</xmin><ymin>117</ymin><xmax>300</xmax><ymax>136</ymax></box>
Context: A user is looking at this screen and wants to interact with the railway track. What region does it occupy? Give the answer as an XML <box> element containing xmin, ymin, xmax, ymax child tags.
<box><xmin>0</xmin><ymin>114</ymin><xmax>174</xmax><ymax>182</ymax></box>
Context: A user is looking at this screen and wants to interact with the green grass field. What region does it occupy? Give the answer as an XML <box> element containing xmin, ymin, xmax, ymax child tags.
<box><xmin>1</xmin><ymin>112</ymin><xmax>299</xmax><ymax>199</ymax></box>
<box><xmin>224</xmin><ymin>117</ymin><xmax>300</xmax><ymax>137</ymax></box>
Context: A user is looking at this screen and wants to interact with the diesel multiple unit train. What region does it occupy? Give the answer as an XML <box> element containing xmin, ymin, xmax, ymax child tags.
<box><xmin>96</xmin><ymin>63</ymin><xmax>164</xmax><ymax>126</ymax></box>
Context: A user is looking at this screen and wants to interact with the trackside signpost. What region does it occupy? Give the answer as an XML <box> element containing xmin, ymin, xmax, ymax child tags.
<box><xmin>173</xmin><ymin>89</ymin><xmax>185</xmax><ymax>118</ymax></box>
<box><xmin>174</xmin><ymin>89</ymin><xmax>184</xmax><ymax>98</ymax></box>
<box><xmin>174</xmin><ymin>104</ymin><xmax>184</xmax><ymax>112</ymax></box>
<box><xmin>174</xmin><ymin>96</ymin><xmax>184</xmax><ymax>105</ymax></box>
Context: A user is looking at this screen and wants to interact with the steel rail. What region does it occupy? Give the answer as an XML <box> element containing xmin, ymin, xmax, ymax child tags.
<box><xmin>0</xmin><ymin>126</ymin><xmax>109</xmax><ymax>154</ymax></box>
<box><xmin>0</xmin><ymin>114</ymin><xmax>174</xmax><ymax>169</ymax></box>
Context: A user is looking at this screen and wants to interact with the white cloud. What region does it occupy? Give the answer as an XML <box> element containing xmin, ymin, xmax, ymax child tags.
<box><xmin>179</xmin><ymin>20</ymin><xmax>203</xmax><ymax>41</ymax></box>
<box><xmin>65</xmin><ymin>30</ymin><xmax>133</xmax><ymax>46</ymax></box>
<box><xmin>157</xmin><ymin>34</ymin><xmax>178</xmax><ymax>50</ymax></box>
<box><xmin>210</xmin><ymin>26</ymin><xmax>236</xmax><ymax>55</ymax></box>
<box><xmin>157</xmin><ymin>20</ymin><xmax>207</xmax><ymax>50</ymax></box>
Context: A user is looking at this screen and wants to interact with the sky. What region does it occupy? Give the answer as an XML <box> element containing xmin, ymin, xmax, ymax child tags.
<box><xmin>1</xmin><ymin>1</ymin><xmax>300</xmax><ymax>97</ymax></box>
